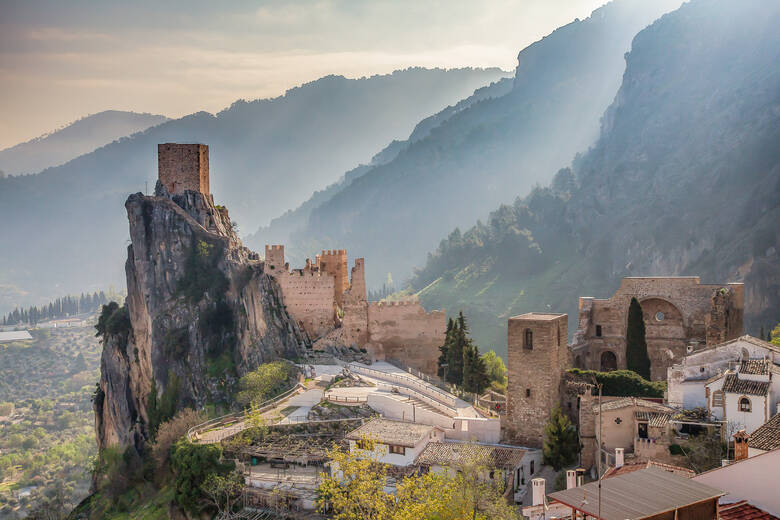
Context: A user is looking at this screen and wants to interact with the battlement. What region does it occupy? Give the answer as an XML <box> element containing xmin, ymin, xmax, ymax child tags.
<box><xmin>264</xmin><ymin>244</ymin><xmax>285</xmax><ymax>271</ymax></box>
<box><xmin>158</xmin><ymin>143</ymin><xmax>209</xmax><ymax>195</ymax></box>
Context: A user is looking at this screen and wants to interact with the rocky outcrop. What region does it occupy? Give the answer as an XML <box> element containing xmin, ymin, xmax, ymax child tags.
<box><xmin>94</xmin><ymin>183</ymin><xmax>308</xmax><ymax>455</ymax></box>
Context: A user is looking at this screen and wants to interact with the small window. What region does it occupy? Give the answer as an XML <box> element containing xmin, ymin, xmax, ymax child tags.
<box><xmin>530</xmin><ymin>460</ymin><xmax>535</xmax><ymax>475</ymax></box>
<box><xmin>739</xmin><ymin>397</ymin><xmax>751</xmax><ymax>412</ymax></box>
<box><xmin>712</xmin><ymin>390</ymin><xmax>724</xmax><ymax>407</ymax></box>
<box><xmin>526</xmin><ymin>388</ymin><xmax>531</xmax><ymax>398</ymax></box>
<box><xmin>595</xmin><ymin>325</ymin><xmax>602</xmax><ymax>337</ymax></box>
<box><xmin>389</xmin><ymin>444</ymin><xmax>406</xmax><ymax>455</ymax></box>
<box><xmin>524</xmin><ymin>329</ymin><xmax>533</xmax><ymax>349</ymax></box>
<box><xmin>655</xmin><ymin>312</ymin><xmax>665</xmax><ymax>322</ymax></box>
<box><xmin>356</xmin><ymin>439</ymin><xmax>370</xmax><ymax>450</ymax></box>
<box><xmin>557</xmin><ymin>327</ymin><xmax>561</xmax><ymax>346</ymax></box>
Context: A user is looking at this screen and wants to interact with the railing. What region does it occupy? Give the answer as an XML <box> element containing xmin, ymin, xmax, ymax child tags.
<box><xmin>324</xmin><ymin>394</ymin><xmax>367</xmax><ymax>404</ymax></box>
<box><xmin>187</xmin><ymin>382</ymin><xmax>305</xmax><ymax>443</ymax></box>
<box><xmin>347</xmin><ymin>363</ymin><xmax>457</xmax><ymax>408</ymax></box>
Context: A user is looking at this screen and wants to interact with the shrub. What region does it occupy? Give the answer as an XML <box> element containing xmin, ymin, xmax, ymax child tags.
<box><xmin>669</xmin><ymin>444</ymin><xmax>685</xmax><ymax>456</ymax></box>
<box><xmin>177</xmin><ymin>240</ymin><xmax>229</xmax><ymax>303</ymax></box>
<box><xmin>543</xmin><ymin>406</ymin><xmax>580</xmax><ymax>470</ymax></box>
<box><xmin>151</xmin><ymin>408</ymin><xmax>205</xmax><ymax>471</ymax></box>
<box><xmin>567</xmin><ymin>368</ymin><xmax>666</xmax><ymax>398</ymax></box>
<box><xmin>235</xmin><ymin>361</ymin><xmax>295</xmax><ymax>406</ymax></box>
<box><xmin>95</xmin><ymin>302</ymin><xmax>131</xmax><ymax>343</ymax></box>
<box><xmin>147</xmin><ymin>374</ymin><xmax>182</xmax><ymax>438</ymax></box>
<box><xmin>170</xmin><ymin>440</ymin><xmax>233</xmax><ymax>515</ymax></box>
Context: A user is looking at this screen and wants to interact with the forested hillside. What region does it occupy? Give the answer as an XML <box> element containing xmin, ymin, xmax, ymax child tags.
<box><xmin>0</xmin><ymin>111</ymin><xmax>168</xmax><ymax>177</ymax></box>
<box><xmin>0</xmin><ymin>68</ymin><xmax>505</xmax><ymax>315</ymax></box>
<box><xmin>282</xmin><ymin>0</ymin><xmax>682</xmax><ymax>287</ymax></box>
<box><xmin>412</xmin><ymin>0</ymin><xmax>780</xmax><ymax>358</ymax></box>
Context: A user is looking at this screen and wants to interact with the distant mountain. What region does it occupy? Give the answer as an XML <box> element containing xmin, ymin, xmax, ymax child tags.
<box><xmin>244</xmin><ymin>77</ymin><xmax>515</xmax><ymax>260</ymax></box>
<box><xmin>0</xmin><ymin>110</ymin><xmax>169</xmax><ymax>176</ymax></box>
<box><xmin>0</xmin><ymin>68</ymin><xmax>507</xmax><ymax>314</ymax></box>
<box><xmin>411</xmin><ymin>0</ymin><xmax>780</xmax><ymax>358</ymax></box>
<box><xmin>278</xmin><ymin>0</ymin><xmax>682</xmax><ymax>288</ymax></box>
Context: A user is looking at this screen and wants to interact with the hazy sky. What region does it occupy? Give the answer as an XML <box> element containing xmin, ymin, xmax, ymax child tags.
<box><xmin>0</xmin><ymin>0</ymin><xmax>607</xmax><ymax>149</ymax></box>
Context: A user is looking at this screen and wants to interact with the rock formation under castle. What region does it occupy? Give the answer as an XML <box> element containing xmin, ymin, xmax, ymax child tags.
<box><xmin>264</xmin><ymin>244</ymin><xmax>445</xmax><ymax>375</ymax></box>
<box><xmin>571</xmin><ymin>277</ymin><xmax>744</xmax><ymax>380</ymax></box>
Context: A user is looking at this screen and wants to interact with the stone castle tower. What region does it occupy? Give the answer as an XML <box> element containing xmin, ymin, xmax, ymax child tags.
<box><xmin>503</xmin><ymin>312</ymin><xmax>569</xmax><ymax>448</ymax></box>
<box><xmin>158</xmin><ymin>143</ymin><xmax>210</xmax><ymax>195</ymax></box>
<box><xmin>319</xmin><ymin>250</ymin><xmax>349</xmax><ymax>308</ymax></box>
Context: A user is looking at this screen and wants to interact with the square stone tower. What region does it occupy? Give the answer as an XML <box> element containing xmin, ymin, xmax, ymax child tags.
<box><xmin>503</xmin><ymin>312</ymin><xmax>569</xmax><ymax>448</ymax></box>
<box><xmin>158</xmin><ymin>143</ymin><xmax>209</xmax><ymax>195</ymax></box>
<box><xmin>319</xmin><ymin>249</ymin><xmax>349</xmax><ymax>308</ymax></box>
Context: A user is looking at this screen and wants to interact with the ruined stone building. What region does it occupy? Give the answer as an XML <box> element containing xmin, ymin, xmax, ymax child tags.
<box><xmin>571</xmin><ymin>277</ymin><xmax>744</xmax><ymax>380</ymax></box>
<box><xmin>264</xmin><ymin>244</ymin><xmax>445</xmax><ymax>375</ymax></box>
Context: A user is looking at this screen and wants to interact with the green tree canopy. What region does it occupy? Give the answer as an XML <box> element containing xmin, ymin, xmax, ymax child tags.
<box><xmin>543</xmin><ymin>406</ymin><xmax>580</xmax><ymax>471</ymax></box>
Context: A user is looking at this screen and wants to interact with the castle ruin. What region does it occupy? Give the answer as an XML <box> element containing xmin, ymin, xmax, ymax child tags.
<box><xmin>264</xmin><ymin>244</ymin><xmax>445</xmax><ymax>375</ymax></box>
<box><xmin>571</xmin><ymin>277</ymin><xmax>744</xmax><ymax>380</ymax></box>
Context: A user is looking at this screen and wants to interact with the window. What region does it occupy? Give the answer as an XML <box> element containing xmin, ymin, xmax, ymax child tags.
<box><xmin>595</xmin><ymin>325</ymin><xmax>602</xmax><ymax>337</ymax></box>
<box><xmin>526</xmin><ymin>388</ymin><xmax>531</xmax><ymax>398</ymax></box>
<box><xmin>524</xmin><ymin>329</ymin><xmax>533</xmax><ymax>349</ymax></box>
<box><xmin>638</xmin><ymin>422</ymin><xmax>649</xmax><ymax>439</ymax></box>
<box><xmin>530</xmin><ymin>460</ymin><xmax>535</xmax><ymax>475</ymax></box>
<box><xmin>557</xmin><ymin>327</ymin><xmax>561</xmax><ymax>346</ymax></box>
<box><xmin>389</xmin><ymin>444</ymin><xmax>406</xmax><ymax>455</ymax></box>
<box><xmin>739</xmin><ymin>397</ymin><xmax>751</xmax><ymax>412</ymax></box>
<box><xmin>655</xmin><ymin>312</ymin><xmax>665</xmax><ymax>321</ymax></box>
<box><xmin>712</xmin><ymin>390</ymin><xmax>724</xmax><ymax>408</ymax></box>
<box><xmin>356</xmin><ymin>440</ymin><xmax>370</xmax><ymax>450</ymax></box>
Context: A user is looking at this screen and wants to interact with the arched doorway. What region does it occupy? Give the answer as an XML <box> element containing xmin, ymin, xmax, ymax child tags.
<box><xmin>600</xmin><ymin>351</ymin><xmax>617</xmax><ymax>372</ymax></box>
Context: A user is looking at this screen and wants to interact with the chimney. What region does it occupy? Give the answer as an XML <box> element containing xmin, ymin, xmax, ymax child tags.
<box><xmin>532</xmin><ymin>478</ymin><xmax>546</xmax><ymax>506</ymax></box>
<box><xmin>615</xmin><ymin>447</ymin><xmax>624</xmax><ymax>468</ymax></box>
<box><xmin>733</xmin><ymin>430</ymin><xmax>749</xmax><ymax>461</ymax></box>
<box><xmin>566</xmin><ymin>470</ymin><xmax>577</xmax><ymax>490</ymax></box>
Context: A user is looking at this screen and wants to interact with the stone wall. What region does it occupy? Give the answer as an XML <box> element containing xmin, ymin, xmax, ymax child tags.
<box><xmin>571</xmin><ymin>277</ymin><xmax>744</xmax><ymax>380</ymax></box>
<box><xmin>265</xmin><ymin>245</ymin><xmax>445</xmax><ymax>375</ymax></box>
<box><xmin>157</xmin><ymin>143</ymin><xmax>209</xmax><ymax>195</ymax></box>
<box><xmin>365</xmin><ymin>301</ymin><xmax>446</xmax><ymax>375</ymax></box>
<box><xmin>502</xmin><ymin>313</ymin><xmax>569</xmax><ymax>448</ymax></box>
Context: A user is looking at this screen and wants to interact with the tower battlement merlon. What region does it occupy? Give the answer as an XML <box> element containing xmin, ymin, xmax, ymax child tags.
<box><xmin>157</xmin><ymin>143</ymin><xmax>210</xmax><ymax>196</ymax></box>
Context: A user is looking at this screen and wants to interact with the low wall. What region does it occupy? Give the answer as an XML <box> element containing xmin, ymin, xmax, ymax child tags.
<box><xmin>349</xmin><ymin>363</ymin><xmax>456</xmax><ymax>408</ymax></box>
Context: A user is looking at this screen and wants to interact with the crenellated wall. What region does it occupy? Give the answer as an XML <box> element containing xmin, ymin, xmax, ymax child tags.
<box><xmin>265</xmin><ymin>245</ymin><xmax>445</xmax><ymax>375</ymax></box>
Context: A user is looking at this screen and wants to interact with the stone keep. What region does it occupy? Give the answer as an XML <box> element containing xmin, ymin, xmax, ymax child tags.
<box><xmin>503</xmin><ymin>313</ymin><xmax>569</xmax><ymax>448</ymax></box>
<box><xmin>158</xmin><ymin>143</ymin><xmax>210</xmax><ymax>195</ymax></box>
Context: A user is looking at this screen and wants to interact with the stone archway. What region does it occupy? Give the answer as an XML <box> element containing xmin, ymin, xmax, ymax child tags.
<box><xmin>600</xmin><ymin>351</ymin><xmax>617</xmax><ymax>372</ymax></box>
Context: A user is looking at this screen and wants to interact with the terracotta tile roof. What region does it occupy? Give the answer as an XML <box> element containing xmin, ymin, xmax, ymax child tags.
<box><xmin>720</xmin><ymin>500</ymin><xmax>779</xmax><ymax>519</ymax></box>
<box><xmin>740</xmin><ymin>359</ymin><xmax>771</xmax><ymax>375</ymax></box>
<box><xmin>415</xmin><ymin>441</ymin><xmax>527</xmax><ymax>469</ymax></box>
<box><xmin>635</xmin><ymin>411</ymin><xmax>672</xmax><ymax>427</ymax></box>
<box><xmin>596</xmin><ymin>397</ymin><xmax>675</xmax><ymax>414</ymax></box>
<box><xmin>722</xmin><ymin>374</ymin><xmax>770</xmax><ymax>396</ymax></box>
<box><xmin>749</xmin><ymin>414</ymin><xmax>780</xmax><ymax>451</ymax></box>
<box><xmin>345</xmin><ymin>418</ymin><xmax>438</xmax><ymax>448</ymax></box>
<box><xmin>603</xmin><ymin>460</ymin><xmax>695</xmax><ymax>479</ymax></box>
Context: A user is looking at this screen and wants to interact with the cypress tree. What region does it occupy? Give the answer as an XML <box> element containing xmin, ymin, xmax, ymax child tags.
<box><xmin>446</xmin><ymin>312</ymin><xmax>468</xmax><ymax>385</ymax></box>
<box><xmin>463</xmin><ymin>344</ymin><xmax>490</xmax><ymax>395</ymax></box>
<box><xmin>626</xmin><ymin>297</ymin><xmax>651</xmax><ymax>380</ymax></box>
<box><xmin>438</xmin><ymin>318</ymin><xmax>455</xmax><ymax>379</ymax></box>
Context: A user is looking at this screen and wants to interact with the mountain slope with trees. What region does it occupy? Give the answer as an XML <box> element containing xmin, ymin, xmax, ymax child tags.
<box><xmin>0</xmin><ymin>111</ymin><xmax>168</xmax><ymax>177</ymax></box>
<box><xmin>0</xmin><ymin>68</ymin><xmax>505</xmax><ymax>315</ymax></box>
<box><xmin>411</xmin><ymin>0</ymin><xmax>780</xmax><ymax>358</ymax></box>
<box><xmin>282</xmin><ymin>0</ymin><xmax>682</xmax><ymax>288</ymax></box>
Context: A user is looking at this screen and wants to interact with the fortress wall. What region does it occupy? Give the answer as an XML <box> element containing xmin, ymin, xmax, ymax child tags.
<box><xmin>273</xmin><ymin>270</ymin><xmax>336</xmax><ymax>339</ymax></box>
<box><xmin>366</xmin><ymin>301</ymin><xmax>445</xmax><ymax>375</ymax></box>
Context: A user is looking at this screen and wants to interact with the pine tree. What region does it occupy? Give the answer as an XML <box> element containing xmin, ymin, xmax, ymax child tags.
<box><xmin>626</xmin><ymin>297</ymin><xmax>651</xmax><ymax>380</ymax></box>
<box><xmin>543</xmin><ymin>406</ymin><xmax>580</xmax><ymax>470</ymax></box>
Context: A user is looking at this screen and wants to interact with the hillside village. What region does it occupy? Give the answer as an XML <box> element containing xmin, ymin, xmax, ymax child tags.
<box><xmin>74</xmin><ymin>144</ymin><xmax>780</xmax><ymax>520</ymax></box>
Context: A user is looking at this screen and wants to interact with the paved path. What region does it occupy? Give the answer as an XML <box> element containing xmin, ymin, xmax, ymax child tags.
<box><xmin>278</xmin><ymin>389</ymin><xmax>324</xmax><ymax>424</ymax></box>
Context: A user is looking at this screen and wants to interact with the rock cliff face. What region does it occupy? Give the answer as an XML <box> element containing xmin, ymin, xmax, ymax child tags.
<box><xmin>94</xmin><ymin>184</ymin><xmax>308</xmax><ymax>454</ymax></box>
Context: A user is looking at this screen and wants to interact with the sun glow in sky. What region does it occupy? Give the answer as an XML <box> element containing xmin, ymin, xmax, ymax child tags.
<box><xmin>0</xmin><ymin>0</ymin><xmax>606</xmax><ymax>149</ymax></box>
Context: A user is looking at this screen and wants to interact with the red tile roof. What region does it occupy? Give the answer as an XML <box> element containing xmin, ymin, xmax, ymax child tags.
<box><xmin>603</xmin><ymin>460</ymin><xmax>695</xmax><ymax>479</ymax></box>
<box><xmin>720</xmin><ymin>500</ymin><xmax>779</xmax><ymax>519</ymax></box>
